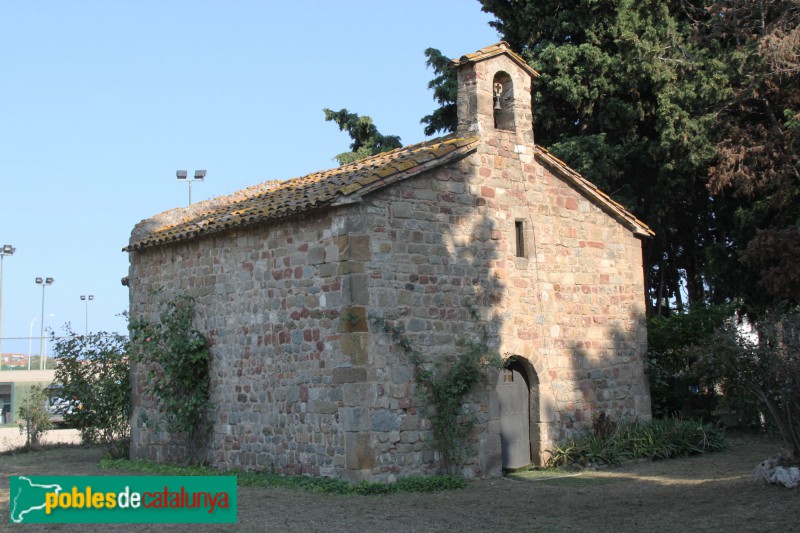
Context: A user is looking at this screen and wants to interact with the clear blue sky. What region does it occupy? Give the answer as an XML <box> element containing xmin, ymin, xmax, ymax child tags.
<box><xmin>0</xmin><ymin>1</ymin><xmax>499</xmax><ymax>355</ymax></box>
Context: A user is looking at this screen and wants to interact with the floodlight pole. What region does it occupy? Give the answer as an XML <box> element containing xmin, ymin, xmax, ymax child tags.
<box><xmin>80</xmin><ymin>294</ymin><xmax>94</xmax><ymax>336</ymax></box>
<box><xmin>176</xmin><ymin>170</ymin><xmax>206</xmax><ymax>206</ymax></box>
<box><xmin>28</xmin><ymin>317</ymin><xmax>37</xmax><ymax>371</ymax></box>
<box><xmin>0</xmin><ymin>244</ymin><xmax>16</xmax><ymax>358</ymax></box>
<box><xmin>35</xmin><ymin>277</ymin><xmax>54</xmax><ymax>370</ymax></box>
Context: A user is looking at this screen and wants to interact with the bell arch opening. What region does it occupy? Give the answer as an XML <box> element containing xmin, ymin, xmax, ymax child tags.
<box><xmin>492</xmin><ymin>71</ymin><xmax>515</xmax><ymax>131</ymax></box>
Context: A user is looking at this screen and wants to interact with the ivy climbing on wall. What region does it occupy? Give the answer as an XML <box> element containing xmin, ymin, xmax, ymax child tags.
<box><xmin>373</xmin><ymin>302</ymin><xmax>501</xmax><ymax>476</ymax></box>
<box><xmin>129</xmin><ymin>294</ymin><xmax>211</xmax><ymax>464</ymax></box>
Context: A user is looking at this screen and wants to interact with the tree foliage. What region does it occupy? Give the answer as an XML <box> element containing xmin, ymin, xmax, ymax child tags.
<box><xmin>323</xmin><ymin>108</ymin><xmax>402</xmax><ymax>165</ymax></box>
<box><xmin>420</xmin><ymin>48</ymin><xmax>458</xmax><ymax>136</ymax></box>
<box><xmin>53</xmin><ymin>328</ymin><xmax>130</xmax><ymax>458</ymax></box>
<box><xmin>701</xmin><ymin>1</ymin><xmax>800</xmax><ymax>304</ymax></box>
<box><xmin>696</xmin><ymin>307</ymin><xmax>800</xmax><ymax>460</ymax></box>
<box><xmin>418</xmin><ymin>1</ymin><xmax>800</xmax><ymax>313</ymax></box>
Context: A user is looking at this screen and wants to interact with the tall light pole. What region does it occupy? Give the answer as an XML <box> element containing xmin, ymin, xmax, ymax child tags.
<box><xmin>35</xmin><ymin>277</ymin><xmax>54</xmax><ymax>370</ymax></box>
<box><xmin>80</xmin><ymin>294</ymin><xmax>94</xmax><ymax>336</ymax></box>
<box><xmin>0</xmin><ymin>244</ymin><xmax>16</xmax><ymax>358</ymax></box>
<box><xmin>28</xmin><ymin>314</ymin><xmax>54</xmax><ymax>370</ymax></box>
<box><xmin>176</xmin><ymin>170</ymin><xmax>206</xmax><ymax>206</ymax></box>
<box><xmin>28</xmin><ymin>317</ymin><xmax>37</xmax><ymax>371</ymax></box>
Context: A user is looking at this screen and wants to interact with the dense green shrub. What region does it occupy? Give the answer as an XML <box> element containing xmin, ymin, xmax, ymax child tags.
<box><xmin>696</xmin><ymin>308</ymin><xmax>800</xmax><ymax>460</ymax></box>
<box><xmin>53</xmin><ymin>328</ymin><xmax>130</xmax><ymax>458</ymax></box>
<box><xmin>646</xmin><ymin>305</ymin><xmax>731</xmax><ymax>418</ymax></box>
<box><xmin>546</xmin><ymin>417</ymin><xmax>725</xmax><ymax>467</ymax></box>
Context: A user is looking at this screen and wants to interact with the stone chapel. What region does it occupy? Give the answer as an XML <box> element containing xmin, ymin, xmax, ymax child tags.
<box><xmin>125</xmin><ymin>42</ymin><xmax>653</xmax><ymax>481</ymax></box>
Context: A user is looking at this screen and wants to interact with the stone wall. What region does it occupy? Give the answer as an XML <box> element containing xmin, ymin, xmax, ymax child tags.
<box><xmin>345</xmin><ymin>136</ymin><xmax>650</xmax><ymax>473</ymax></box>
<box><xmin>128</xmin><ymin>198</ymin><xmax>496</xmax><ymax>480</ymax></box>
<box><xmin>342</xmin><ymin>159</ymin><xmax>506</xmax><ymax>480</ymax></box>
<box><xmin>129</xmin><ymin>133</ymin><xmax>651</xmax><ymax>478</ymax></box>
<box><xmin>469</xmin><ymin>132</ymin><xmax>652</xmax><ymax>457</ymax></box>
<box><xmin>129</xmin><ymin>209</ymin><xmax>352</xmax><ymax>475</ymax></box>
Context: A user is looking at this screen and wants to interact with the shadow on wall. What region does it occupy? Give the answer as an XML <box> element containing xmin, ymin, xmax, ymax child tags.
<box><xmin>541</xmin><ymin>316</ymin><xmax>651</xmax><ymax>464</ymax></box>
<box><xmin>376</xmin><ymin>212</ymin><xmax>507</xmax><ymax>476</ymax></box>
<box><xmin>495</xmin><ymin>251</ymin><xmax>650</xmax><ymax>468</ymax></box>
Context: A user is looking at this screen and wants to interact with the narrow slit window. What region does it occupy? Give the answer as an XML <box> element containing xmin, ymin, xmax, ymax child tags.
<box><xmin>515</xmin><ymin>220</ymin><xmax>525</xmax><ymax>258</ymax></box>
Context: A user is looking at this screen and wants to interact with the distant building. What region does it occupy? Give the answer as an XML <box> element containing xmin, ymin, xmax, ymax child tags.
<box><xmin>0</xmin><ymin>353</ymin><xmax>28</xmax><ymax>368</ymax></box>
<box><xmin>0</xmin><ymin>369</ymin><xmax>56</xmax><ymax>424</ymax></box>
<box><xmin>126</xmin><ymin>43</ymin><xmax>653</xmax><ymax>480</ymax></box>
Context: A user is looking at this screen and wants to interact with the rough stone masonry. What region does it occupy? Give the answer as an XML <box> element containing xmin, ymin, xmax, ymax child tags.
<box><xmin>125</xmin><ymin>42</ymin><xmax>653</xmax><ymax>481</ymax></box>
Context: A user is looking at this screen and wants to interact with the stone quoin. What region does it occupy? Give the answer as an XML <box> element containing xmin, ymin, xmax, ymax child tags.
<box><xmin>125</xmin><ymin>42</ymin><xmax>653</xmax><ymax>481</ymax></box>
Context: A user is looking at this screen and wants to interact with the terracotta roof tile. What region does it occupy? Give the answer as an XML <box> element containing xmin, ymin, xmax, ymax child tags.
<box><xmin>125</xmin><ymin>134</ymin><xmax>479</xmax><ymax>252</ymax></box>
<box><xmin>451</xmin><ymin>41</ymin><xmax>540</xmax><ymax>78</ymax></box>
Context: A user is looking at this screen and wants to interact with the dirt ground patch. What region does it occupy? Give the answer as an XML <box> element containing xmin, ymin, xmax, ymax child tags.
<box><xmin>0</xmin><ymin>427</ymin><xmax>81</xmax><ymax>453</ymax></box>
<box><xmin>1</xmin><ymin>435</ymin><xmax>798</xmax><ymax>532</ymax></box>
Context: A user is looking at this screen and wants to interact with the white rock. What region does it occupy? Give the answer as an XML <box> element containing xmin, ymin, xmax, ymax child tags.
<box><xmin>769</xmin><ymin>466</ymin><xmax>800</xmax><ymax>489</ymax></box>
<box><xmin>753</xmin><ymin>456</ymin><xmax>782</xmax><ymax>483</ymax></box>
<box><xmin>753</xmin><ymin>455</ymin><xmax>799</xmax><ymax>489</ymax></box>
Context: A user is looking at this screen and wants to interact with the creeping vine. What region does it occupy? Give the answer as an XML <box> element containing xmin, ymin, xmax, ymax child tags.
<box><xmin>129</xmin><ymin>294</ymin><xmax>211</xmax><ymax>464</ymax></box>
<box><xmin>372</xmin><ymin>302</ymin><xmax>500</xmax><ymax>476</ymax></box>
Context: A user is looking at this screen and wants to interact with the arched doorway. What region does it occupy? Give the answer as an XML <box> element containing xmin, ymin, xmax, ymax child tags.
<box><xmin>498</xmin><ymin>357</ymin><xmax>537</xmax><ymax>469</ymax></box>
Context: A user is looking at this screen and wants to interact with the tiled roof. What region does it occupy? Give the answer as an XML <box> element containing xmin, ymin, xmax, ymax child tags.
<box><xmin>450</xmin><ymin>41</ymin><xmax>540</xmax><ymax>78</ymax></box>
<box><xmin>125</xmin><ymin>135</ymin><xmax>479</xmax><ymax>252</ymax></box>
<box><xmin>535</xmin><ymin>146</ymin><xmax>654</xmax><ymax>238</ymax></box>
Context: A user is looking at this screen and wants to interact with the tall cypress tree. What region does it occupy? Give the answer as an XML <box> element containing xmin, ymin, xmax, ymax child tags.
<box><xmin>422</xmin><ymin>0</ymin><xmax>732</xmax><ymax>314</ymax></box>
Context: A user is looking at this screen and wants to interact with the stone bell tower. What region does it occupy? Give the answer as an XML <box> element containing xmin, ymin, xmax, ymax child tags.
<box><xmin>451</xmin><ymin>41</ymin><xmax>538</xmax><ymax>146</ymax></box>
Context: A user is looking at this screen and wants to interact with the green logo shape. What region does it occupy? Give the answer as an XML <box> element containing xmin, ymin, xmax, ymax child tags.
<box><xmin>9</xmin><ymin>476</ymin><xmax>237</xmax><ymax>524</ymax></box>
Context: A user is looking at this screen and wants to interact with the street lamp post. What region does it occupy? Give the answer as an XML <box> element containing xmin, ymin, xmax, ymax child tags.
<box><xmin>28</xmin><ymin>317</ymin><xmax>37</xmax><ymax>371</ymax></box>
<box><xmin>28</xmin><ymin>314</ymin><xmax>54</xmax><ymax>370</ymax></box>
<box><xmin>80</xmin><ymin>294</ymin><xmax>94</xmax><ymax>336</ymax></box>
<box><xmin>35</xmin><ymin>277</ymin><xmax>54</xmax><ymax>370</ymax></box>
<box><xmin>0</xmin><ymin>244</ymin><xmax>16</xmax><ymax>358</ymax></box>
<box><xmin>176</xmin><ymin>170</ymin><xmax>206</xmax><ymax>206</ymax></box>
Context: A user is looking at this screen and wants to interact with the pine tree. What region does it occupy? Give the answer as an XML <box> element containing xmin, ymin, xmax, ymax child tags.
<box><xmin>324</xmin><ymin>108</ymin><xmax>402</xmax><ymax>165</ymax></box>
